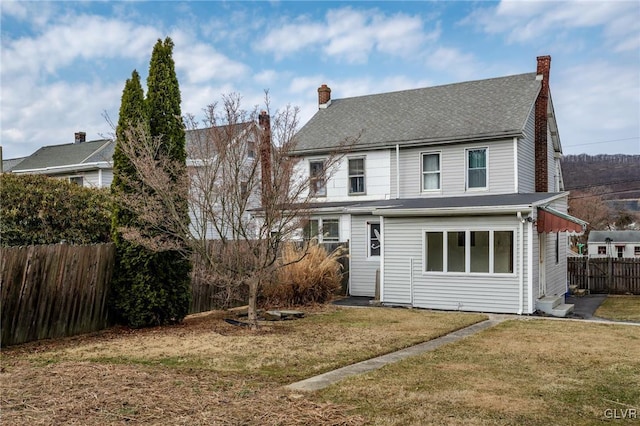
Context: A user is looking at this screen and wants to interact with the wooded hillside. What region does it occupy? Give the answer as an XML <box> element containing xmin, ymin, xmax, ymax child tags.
<box><xmin>562</xmin><ymin>154</ymin><xmax>640</xmax><ymax>209</ymax></box>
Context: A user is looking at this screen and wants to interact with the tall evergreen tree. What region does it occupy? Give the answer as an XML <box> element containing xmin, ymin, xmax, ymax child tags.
<box><xmin>109</xmin><ymin>39</ymin><xmax>191</xmax><ymax>328</ymax></box>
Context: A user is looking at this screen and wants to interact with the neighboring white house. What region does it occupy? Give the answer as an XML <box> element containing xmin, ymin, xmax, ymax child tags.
<box><xmin>9</xmin><ymin>122</ymin><xmax>268</xmax><ymax>241</ymax></box>
<box><xmin>11</xmin><ymin>132</ymin><xmax>114</xmax><ymax>187</ymax></box>
<box><xmin>291</xmin><ymin>56</ymin><xmax>586</xmax><ymax>316</ymax></box>
<box><xmin>588</xmin><ymin>231</ymin><xmax>640</xmax><ymax>258</ymax></box>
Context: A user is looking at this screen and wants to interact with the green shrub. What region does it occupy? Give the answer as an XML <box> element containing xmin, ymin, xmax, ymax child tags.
<box><xmin>0</xmin><ymin>174</ymin><xmax>111</xmax><ymax>246</ymax></box>
<box><xmin>262</xmin><ymin>243</ymin><xmax>345</xmax><ymax>307</ymax></box>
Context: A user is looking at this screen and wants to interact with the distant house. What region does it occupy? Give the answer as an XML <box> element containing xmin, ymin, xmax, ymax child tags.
<box><xmin>291</xmin><ymin>56</ymin><xmax>587</xmax><ymax>317</ymax></box>
<box><xmin>2</xmin><ymin>156</ymin><xmax>26</xmax><ymax>173</ymax></box>
<box><xmin>11</xmin><ymin>123</ymin><xmax>268</xmax><ymax>241</ymax></box>
<box><xmin>11</xmin><ymin>132</ymin><xmax>114</xmax><ymax>187</ymax></box>
<box><xmin>588</xmin><ymin>230</ymin><xmax>640</xmax><ymax>258</ymax></box>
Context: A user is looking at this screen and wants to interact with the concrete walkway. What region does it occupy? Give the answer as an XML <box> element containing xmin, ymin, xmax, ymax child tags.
<box><xmin>285</xmin><ymin>316</ymin><xmax>505</xmax><ymax>392</ymax></box>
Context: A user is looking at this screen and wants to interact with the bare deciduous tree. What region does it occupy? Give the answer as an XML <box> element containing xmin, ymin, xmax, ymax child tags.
<box><xmin>114</xmin><ymin>93</ymin><xmax>358</xmax><ymax>327</ymax></box>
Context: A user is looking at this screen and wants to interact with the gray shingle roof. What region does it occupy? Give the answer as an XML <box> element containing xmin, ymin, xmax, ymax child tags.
<box><xmin>2</xmin><ymin>157</ymin><xmax>26</xmax><ymax>172</ymax></box>
<box><xmin>13</xmin><ymin>139</ymin><xmax>112</xmax><ymax>171</ymax></box>
<box><xmin>294</xmin><ymin>72</ymin><xmax>541</xmax><ymax>154</ymax></box>
<box><xmin>281</xmin><ymin>192</ymin><xmax>563</xmax><ymax>214</ymax></box>
<box><xmin>588</xmin><ymin>230</ymin><xmax>640</xmax><ymax>243</ymax></box>
<box><xmin>11</xmin><ymin>124</ymin><xmax>251</xmax><ymax>172</ymax></box>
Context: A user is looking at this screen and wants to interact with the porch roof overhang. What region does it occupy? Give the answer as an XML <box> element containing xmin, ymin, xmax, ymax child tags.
<box><xmin>536</xmin><ymin>206</ymin><xmax>587</xmax><ymax>234</ymax></box>
<box><xmin>370</xmin><ymin>193</ymin><xmax>566</xmax><ymax>217</ymax></box>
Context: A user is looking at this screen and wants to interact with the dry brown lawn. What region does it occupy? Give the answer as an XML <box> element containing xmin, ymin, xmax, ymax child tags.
<box><xmin>595</xmin><ymin>295</ymin><xmax>640</xmax><ymax>322</ymax></box>
<box><xmin>318</xmin><ymin>318</ymin><xmax>640</xmax><ymax>425</ymax></box>
<box><xmin>1</xmin><ymin>305</ymin><xmax>485</xmax><ymax>425</ymax></box>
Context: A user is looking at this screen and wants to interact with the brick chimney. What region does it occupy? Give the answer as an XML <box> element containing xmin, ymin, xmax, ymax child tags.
<box><xmin>318</xmin><ymin>84</ymin><xmax>331</xmax><ymax>108</ymax></box>
<box><xmin>74</xmin><ymin>131</ymin><xmax>86</xmax><ymax>144</ymax></box>
<box><xmin>258</xmin><ymin>111</ymin><xmax>272</xmax><ymax>205</ymax></box>
<box><xmin>535</xmin><ymin>56</ymin><xmax>551</xmax><ymax>192</ymax></box>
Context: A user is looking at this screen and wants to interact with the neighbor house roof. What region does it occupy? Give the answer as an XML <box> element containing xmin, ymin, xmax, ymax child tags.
<box><xmin>12</xmin><ymin>139</ymin><xmax>112</xmax><ymax>172</ymax></box>
<box><xmin>2</xmin><ymin>157</ymin><xmax>26</xmax><ymax>173</ymax></box>
<box><xmin>294</xmin><ymin>72</ymin><xmax>541</xmax><ymax>154</ymax></box>
<box><xmin>588</xmin><ymin>230</ymin><xmax>640</xmax><ymax>244</ymax></box>
<box><xmin>13</xmin><ymin>123</ymin><xmax>256</xmax><ymax>174</ymax></box>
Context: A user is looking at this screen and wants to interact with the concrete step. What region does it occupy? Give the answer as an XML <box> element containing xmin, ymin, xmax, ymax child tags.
<box><xmin>551</xmin><ymin>303</ymin><xmax>575</xmax><ymax>318</ymax></box>
<box><xmin>536</xmin><ymin>295</ymin><xmax>563</xmax><ymax>312</ymax></box>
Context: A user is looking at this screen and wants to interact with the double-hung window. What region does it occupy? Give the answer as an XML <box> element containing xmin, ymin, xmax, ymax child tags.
<box><xmin>421</xmin><ymin>152</ymin><xmax>441</xmax><ymax>191</ymax></box>
<box><xmin>309</xmin><ymin>160</ymin><xmax>326</xmax><ymax>196</ymax></box>
<box><xmin>348</xmin><ymin>158</ymin><xmax>365</xmax><ymax>195</ymax></box>
<box><xmin>304</xmin><ymin>218</ymin><xmax>339</xmax><ymax>242</ymax></box>
<box><xmin>467</xmin><ymin>148</ymin><xmax>487</xmax><ymax>189</ymax></box>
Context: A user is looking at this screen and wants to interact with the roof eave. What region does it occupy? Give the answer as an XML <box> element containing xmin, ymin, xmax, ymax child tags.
<box><xmin>291</xmin><ymin>130</ymin><xmax>524</xmax><ymax>156</ymax></box>
<box><xmin>12</xmin><ymin>161</ymin><xmax>112</xmax><ymax>174</ymax></box>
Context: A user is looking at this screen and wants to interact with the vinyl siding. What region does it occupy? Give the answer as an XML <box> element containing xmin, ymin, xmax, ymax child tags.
<box><xmin>350</xmin><ymin>215</ymin><xmax>380</xmax><ymax>297</ymax></box>
<box><xmin>518</xmin><ymin>109</ymin><xmax>536</xmax><ymax>192</ymax></box>
<box><xmin>396</xmin><ymin>139</ymin><xmax>516</xmax><ymax>198</ymax></box>
<box><xmin>100</xmin><ymin>169</ymin><xmax>113</xmax><ymax>187</ymax></box>
<box><xmin>300</xmin><ymin>151</ymin><xmax>391</xmax><ymax>202</ymax></box>
<box><xmin>383</xmin><ymin>215</ymin><xmax>528</xmax><ymax>314</ymax></box>
<box><xmin>542</xmin><ymin>197</ymin><xmax>569</xmax><ymax>296</ymax></box>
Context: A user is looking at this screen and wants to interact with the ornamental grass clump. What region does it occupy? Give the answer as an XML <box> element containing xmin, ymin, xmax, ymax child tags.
<box><xmin>263</xmin><ymin>243</ymin><xmax>346</xmax><ymax>306</ymax></box>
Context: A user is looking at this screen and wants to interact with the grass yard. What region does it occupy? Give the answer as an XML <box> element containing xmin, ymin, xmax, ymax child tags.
<box><xmin>0</xmin><ymin>306</ymin><xmax>485</xmax><ymax>425</ymax></box>
<box><xmin>595</xmin><ymin>295</ymin><xmax>640</xmax><ymax>322</ymax></box>
<box><xmin>318</xmin><ymin>319</ymin><xmax>640</xmax><ymax>425</ymax></box>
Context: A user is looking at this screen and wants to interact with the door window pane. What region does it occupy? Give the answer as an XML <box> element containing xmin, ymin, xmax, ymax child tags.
<box><xmin>322</xmin><ymin>219</ymin><xmax>339</xmax><ymax>242</ymax></box>
<box><xmin>369</xmin><ymin>223</ymin><xmax>381</xmax><ymax>257</ymax></box>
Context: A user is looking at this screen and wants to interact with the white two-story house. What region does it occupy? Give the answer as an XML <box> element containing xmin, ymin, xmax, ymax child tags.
<box><xmin>292</xmin><ymin>56</ymin><xmax>586</xmax><ymax>316</ymax></box>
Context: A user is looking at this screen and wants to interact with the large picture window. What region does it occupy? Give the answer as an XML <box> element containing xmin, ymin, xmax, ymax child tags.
<box><xmin>348</xmin><ymin>158</ymin><xmax>365</xmax><ymax>194</ymax></box>
<box><xmin>309</xmin><ymin>160</ymin><xmax>326</xmax><ymax>196</ymax></box>
<box><xmin>424</xmin><ymin>229</ymin><xmax>514</xmax><ymax>274</ymax></box>
<box><xmin>467</xmin><ymin>148</ymin><xmax>487</xmax><ymax>189</ymax></box>
<box><xmin>421</xmin><ymin>152</ymin><xmax>441</xmax><ymax>191</ymax></box>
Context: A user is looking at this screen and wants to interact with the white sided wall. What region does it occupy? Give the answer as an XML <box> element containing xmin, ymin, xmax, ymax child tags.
<box><xmin>382</xmin><ymin>214</ymin><xmax>532</xmax><ymax>314</ymax></box>
<box><xmin>390</xmin><ymin>138</ymin><xmax>516</xmax><ymax>198</ymax></box>
<box><xmin>298</xmin><ymin>150</ymin><xmax>392</xmax><ymax>202</ymax></box>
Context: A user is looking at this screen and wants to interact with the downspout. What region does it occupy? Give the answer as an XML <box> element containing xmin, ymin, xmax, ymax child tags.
<box><xmin>395</xmin><ymin>144</ymin><xmax>400</xmax><ymax>198</ymax></box>
<box><xmin>517</xmin><ymin>212</ymin><xmax>525</xmax><ymax>315</ymax></box>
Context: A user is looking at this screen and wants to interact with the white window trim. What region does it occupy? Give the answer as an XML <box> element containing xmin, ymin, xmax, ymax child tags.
<box><xmin>465</xmin><ymin>147</ymin><xmax>489</xmax><ymax>191</ymax></box>
<box><xmin>307</xmin><ymin>217</ymin><xmax>340</xmax><ymax>243</ymax></box>
<box><xmin>348</xmin><ymin>156</ymin><xmax>366</xmax><ymax>196</ymax></box>
<box><xmin>421</xmin><ymin>227</ymin><xmax>516</xmax><ymax>276</ymax></box>
<box><xmin>420</xmin><ymin>151</ymin><xmax>442</xmax><ymax>193</ymax></box>
<box><xmin>309</xmin><ymin>158</ymin><xmax>327</xmax><ymax>197</ymax></box>
<box><xmin>367</xmin><ymin>221</ymin><xmax>381</xmax><ymax>259</ymax></box>
<box><xmin>68</xmin><ymin>175</ymin><xmax>84</xmax><ymax>186</ymax></box>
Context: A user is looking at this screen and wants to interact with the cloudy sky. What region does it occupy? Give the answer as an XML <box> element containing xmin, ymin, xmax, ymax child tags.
<box><xmin>1</xmin><ymin>0</ymin><xmax>639</xmax><ymax>159</ymax></box>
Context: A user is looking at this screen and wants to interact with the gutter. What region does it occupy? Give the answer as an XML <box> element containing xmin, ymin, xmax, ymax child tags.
<box><xmin>12</xmin><ymin>161</ymin><xmax>112</xmax><ymax>174</ymax></box>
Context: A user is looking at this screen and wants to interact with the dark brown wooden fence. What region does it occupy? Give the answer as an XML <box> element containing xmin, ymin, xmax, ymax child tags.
<box><xmin>2</xmin><ymin>241</ymin><xmax>351</xmax><ymax>344</ymax></box>
<box><xmin>189</xmin><ymin>241</ymin><xmax>350</xmax><ymax>314</ymax></box>
<box><xmin>568</xmin><ymin>257</ymin><xmax>640</xmax><ymax>294</ymax></box>
<box><xmin>1</xmin><ymin>244</ymin><xmax>115</xmax><ymax>346</ymax></box>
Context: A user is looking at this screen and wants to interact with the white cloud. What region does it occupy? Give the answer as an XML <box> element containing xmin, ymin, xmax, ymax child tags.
<box><xmin>465</xmin><ymin>0</ymin><xmax>640</xmax><ymax>52</ymax></box>
<box><xmin>425</xmin><ymin>47</ymin><xmax>477</xmax><ymax>80</ymax></box>
<box><xmin>259</xmin><ymin>7</ymin><xmax>433</xmax><ymax>62</ymax></box>
<box><xmin>1</xmin><ymin>15</ymin><xmax>161</xmax><ymax>78</ymax></box>
<box><xmin>554</xmin><ymin>62</ymin><xmax>640</xmax><ymax>154</ymax></box>
<box><xmin>173</xmin><ymin>41</ymin><xmax>249</xmax><ymax>84</ymax></box>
